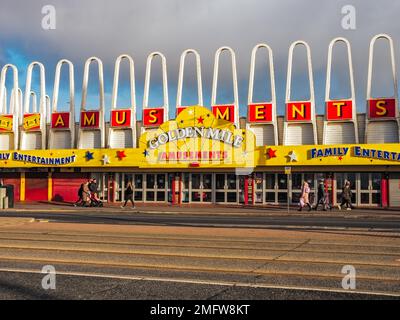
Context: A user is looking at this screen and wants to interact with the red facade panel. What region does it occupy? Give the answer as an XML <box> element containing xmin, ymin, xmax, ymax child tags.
<box><xmin>52</xmin><ymin>173</ymin><xmax>90</xmax><ymax>203</ymax></box>
<box><xmin>25</xmin><ymin>173</ymin><xmax>48</xmax><ymax>201</ymax></box>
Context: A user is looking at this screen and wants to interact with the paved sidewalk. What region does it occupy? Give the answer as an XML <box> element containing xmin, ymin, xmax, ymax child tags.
<box><xmin>1</xmin><ymin>201</ymin><xmax>400</xmax><ymax>219</ymax></box>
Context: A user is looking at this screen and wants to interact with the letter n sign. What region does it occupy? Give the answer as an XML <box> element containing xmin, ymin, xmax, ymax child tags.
<box><xmin>286</xmin><ymin>102</ymin><xmax>311</xmax><ymax>121</ymax></box>
<box><xmin>368</xmin><ymin>98</ymin><xmax>396</xmax><ymax>119</ymax></box>
<box><xmin>212</xmin><ymin>105</ymin><xmax>235</xmax><ymax>123</ymax></box>
<box><xmin>111</xmin><ymin>109</ymin><xmax>131</xmax><ymax>127</ymax></box>
<box><xmin>326</xmin><ymin>100</ymin><xmax>353</xmax><ymax>120</ymax></box>
<box><xmin>51</xmin><ymin>112</ymin><xmax>70</xmax><ymax>130</ymax></box>
<box><xmin>248</xmin><ymin>103</ymin><xmax>273</xmax><ymax>122</ymax></box>
<box><xmin>80</xmin><ymin>111</ymin><xmax>100</xmax><ymax>128</ymax></box>
<box><xmin>143</xmin><ymin>108</ymin><xmax>164</xmax><ymax>127</ymax></box>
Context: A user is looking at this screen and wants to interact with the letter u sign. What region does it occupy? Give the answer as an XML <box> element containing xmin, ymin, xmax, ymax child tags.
<box><xmin>111</xmin><ymin>109</ymin><xmax>131</xmax><ymax>127</ymax></box>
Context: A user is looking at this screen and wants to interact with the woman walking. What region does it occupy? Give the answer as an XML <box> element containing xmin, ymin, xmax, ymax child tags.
<box><xmin>338</xmin><ymin>180</ymin><xmax>354</xmax><ymax>210</ymax></box>
<box><xmin>121</xmin><ymin>181</ymin><xmax>135</xmax><ymax>209</ymax></box>
<box><xmin>298</xmin><ymin>181</ymin><xmax>312</xmax><ymax>212</ymax></box>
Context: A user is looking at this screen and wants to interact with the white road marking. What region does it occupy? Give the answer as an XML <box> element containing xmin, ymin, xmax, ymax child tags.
<box><xmin>0</xmin><ymin>267</ymin><xmax>398</xmax><ymax>297</ymax></box>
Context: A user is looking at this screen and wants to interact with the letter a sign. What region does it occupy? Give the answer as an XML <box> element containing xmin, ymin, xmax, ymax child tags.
<box><xmin>80</xmin><ymin>111</ymin><xmax>100</xmax><ymax>129</ymax></box>
<box><xmin>286</xmin><ymin>102</ymin><xmax>311</xmax><ymax>121</ymax></box>
<box><xmin>51</xmin><ymin>112</ymin><xmax>70</xmax><ymax>130</ymax></box>
<box><xmin>111</xmin><ymin>109</ymin><xmax>131</xmax><ymax>127</ymax></box>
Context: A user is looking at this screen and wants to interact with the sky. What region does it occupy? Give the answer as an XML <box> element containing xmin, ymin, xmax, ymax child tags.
<box><xmin>0</xmin><ymin>0</ymin><xmax>399</xmax><ymax>121</ymax></box>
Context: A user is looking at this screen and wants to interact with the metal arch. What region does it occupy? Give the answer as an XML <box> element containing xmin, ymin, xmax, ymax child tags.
<box><xmin>0</xmin><ymin>64</ymin><xmax>19</xmax><ymax>116</ymax></box>
<box><xmin>111</xmin><ymin>54</ymin><xmax>136</xmax><ymax>110</ymax></box>
<box><xmin>81</xmin><ymin>56</ymin><xmax>105</xmax><ymax>111</ymax></box>
<box><xmin>23</xmin><ymin>62</ymin><xmax>46</xmax><ymax>117</ymax></box>
<box><xmin>52</xmin><ymin>59</ymin><xmax>75</xmax><ymax>115</ymax></box>
<box><xmin>211</xmin><ymin>46</ymin><xmax>239</xmax><ymax>109</ymax></box>
<box><xmin>29</xmin><ymin>91</ymin><xmax>38</xmax><ymax>113</ymax></box>
<box><xmin>176</xmin><ymin>49</ymin><xmax>203</xmax><ymax>108</ymax></box>
<box><xmin>1</xmin><ymin>88</ymin><xmax>6</xmax><ymax>114</ymax></box>
<box><xmin>143</xmin><ymin>51</ymin><xmax>168</xmax><ymax>121</ymax></box>
<box><xmin>367</xmin><ymin>34</ymin><xmax>397</xmax><ymax>100</ymax></box>
<box><xmin>325</xmin><ymin>37</ymin><xmax>356</xmax><ymax>104</ymax></box>
<box><xmin>45</xmin><ymin>95</ymin><xmax>51</xmax><ymax>124</ymax></box>
<box><xmin>248</xmin><ymin>43</ymin><xmax>276</xmax><ymax>108</ymax></box>
<box><xmin>285</xmin><ymin>41</ymin><xmax>315</xmax><ymax>110</ymax></box>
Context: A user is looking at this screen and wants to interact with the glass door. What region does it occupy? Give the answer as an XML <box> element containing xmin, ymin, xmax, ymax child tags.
<box><xmin>359</xmin><ymin>173</ymin><xmax>381</xmax><ymax>206</ymax></box>
<box><xmin>145</xmin><ymin>173</ymin><xmax>167</xmax><ymax>202</ymax></box>
<box><xmin>214</xmin><ymin>173</ymin><xmax>238</xmax><ymax>204</ymax></box>
<box><xmin>190</xmin><ymin>173</ymin><xmax>212</xmax><ymax>203</ymax></box>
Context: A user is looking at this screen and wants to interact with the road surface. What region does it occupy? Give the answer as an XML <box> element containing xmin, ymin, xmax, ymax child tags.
<box><xmin>0</xmin><ymin>213</ymin><xmax>398</xmax><ymax>300</ymax></box>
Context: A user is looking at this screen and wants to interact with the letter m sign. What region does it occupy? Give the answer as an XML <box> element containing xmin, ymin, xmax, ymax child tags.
<box><xmin>80</xmin><ymin>111</ymin><xmax>100</xmax><ymax>128</ymax></box>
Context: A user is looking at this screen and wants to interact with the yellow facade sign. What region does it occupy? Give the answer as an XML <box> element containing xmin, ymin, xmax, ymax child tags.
<box><xmin>0</xmin><ymin>106</ymin><xmax>400</xmax><ymax>169</ymax></box>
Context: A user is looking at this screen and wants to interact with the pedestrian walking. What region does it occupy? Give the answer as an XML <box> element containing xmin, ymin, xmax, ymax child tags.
<box><xmin>298</xmin><ymin>181</ymin><xmax>312</xmax><ymax>212</ymax></box>
<box><xmin>338</xmin><ymin>180</ymin><xmax>355</xmax><ymax>210</ymax></box>
<box><xmin>314</xmin><ymin>180</ymin><xmax>327</xmax><ymax>211</ymax></box>
<box><xmin>121</xmin><ymin>181</ymin><xmax>135</xmax><ymax>209</ymax></box>
<box><xmin>73</xmin><ymin>183</ymin><xmax>84</xmax><ymax>206</ymax></box>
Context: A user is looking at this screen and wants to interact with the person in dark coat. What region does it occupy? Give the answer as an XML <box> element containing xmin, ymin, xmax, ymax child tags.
<box><xmin>121</xmin><ymin>181</ymin><xmax>135</xmax><ymax>209</ymax></box>
<box><xmin>338</xmin><ymin>180</ymin><xmax>355</xmax><ymax>210</ymax></box>
<box><xmin>314</xmin><ymin>180</ymin><xmax>327</xmax><ymax>211</ymax></box>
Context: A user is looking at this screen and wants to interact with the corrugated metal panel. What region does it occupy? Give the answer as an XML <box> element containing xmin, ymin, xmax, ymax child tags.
<box><xmin>389</xmin><ymin>173</ymin><xmax>400</xmax><ymax>207</ymax></box>
<box><xmin>249</xmin><ymin>125</ymin><xmax>275</xmax><ymax>146</ymax></box>
<box><xmin>324</xmin><ymin>122</ymin><xmax>356</xmax><ymax>144</ymax></box>
<box><xmin>50</xmin><ymin>131</ymin><xmax>72</xmax><ymax>149</ymax></box>
<box><xmin>0</xmin><ymin>133</ymin><xmax>13</xmax><ymax>150</ymax></box>
<box><xmin>80</xmin><ymin>130</ymin><xmax>101</xmax><ymax>149</ymax></box>
<box><xmin>21</xmin><ymin>132</ymin><xmax>42</xmax><ymax>150</ymax></box>
<box><xmin>109</xmin><ymin>129</ymin><xmax>133</xmax><ymax>148</ymax></box>
<box><xmin>357</xmin><ymin>114</ymin><xmax>365</xmax><ymax>144</ymax></box>
<box><xmin>284</xmin><ymin>123</ymin><xmax>314</xmax><ymax>145</ymax></box>
<box><xmin>316</xmin><ymin>115</ymin><xmax>324</xmax><ymax>144</ymax></box>
<box><xmin>277</xmin><ymin>116</ymin><xmax>284</xmax><ymax>145</ymax></box>
<box><xmin>366</xmin><ymin>121</ymin><xmax>399</xmax><ymax>143</ymax></box>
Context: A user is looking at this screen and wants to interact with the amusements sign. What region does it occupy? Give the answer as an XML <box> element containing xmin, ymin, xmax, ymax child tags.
<box><xmin>286</xmin><ymin>102</ymin><xmax>312</xmax><ymax>121</ymax></box>
<box><xmin>80</xmin><ymin>111</ymin><xmax>100</xmax><ymax>129</ymax></box>
<box><xmin>247</xmin><ymin>103</ymin><xmax>273</xmax><ymax>123</ymax></box>
<box><xmin>111</xmin><ymin>109</ymin><xmax>131</xmax><ymax>127</ymax></box>
<box><xmin>51</xmin><ymin>112</ymin><xmax>70</xmax><ymax>130</ymax></box>
<box><xmin>212</xmin><ymin>105</ymin><xmax>235</xmax><ymax>123</ymax></box>
<box><xmin>143</xmin><ymin>108</ymin><xmax>164</xmax><ymax>127</ymax></box>
<box><xmin>368</xmin><ymin>98</ymin><xmax>396</xmax><ymax>119</ymax></box>
<box><xmin>139</xmin><ymin>105</ymin><xmax>255</xmax><ymax>167</ymax></box>
<box><xmin>326</xmin><ymin>100</ymin><xmax>353</xmax><ymax>120</ymax></box>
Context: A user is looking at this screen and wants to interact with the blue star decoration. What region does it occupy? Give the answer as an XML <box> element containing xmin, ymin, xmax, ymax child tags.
<box><xmin>143</xmin><ymin>149</ymin><xmax>149</xmax><ymax>157</ymax></box>
<box><xmin>84</xmin><ymin>151</ymin><xmax>94</xmax><ymax>161</ymax></box>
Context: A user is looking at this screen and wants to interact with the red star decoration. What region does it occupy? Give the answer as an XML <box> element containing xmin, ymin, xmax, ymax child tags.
<box><xmin>267</xmin><ymin>148</ymin><xmax>277</xmax><ymax>159</ymax></box>
<box><xmin>197</xmin><ymin>116</ymin><xmax>204</xmax><ymax>124</ymax></box>
<box><xmin>116</xmin><ymin>150</ymin><xmax>127</xmax><ymax>160</ymax></box>
<box><xmin>338</xmin><ymin>156</ymin><xmax>343</xmax><ymax>161</ymax></box>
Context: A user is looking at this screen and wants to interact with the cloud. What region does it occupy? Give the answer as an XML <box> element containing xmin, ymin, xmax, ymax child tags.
<box><xmin>0</xmin><ymin>0</ymin><xmax>399</xmax><ymax>118</ymax></box>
